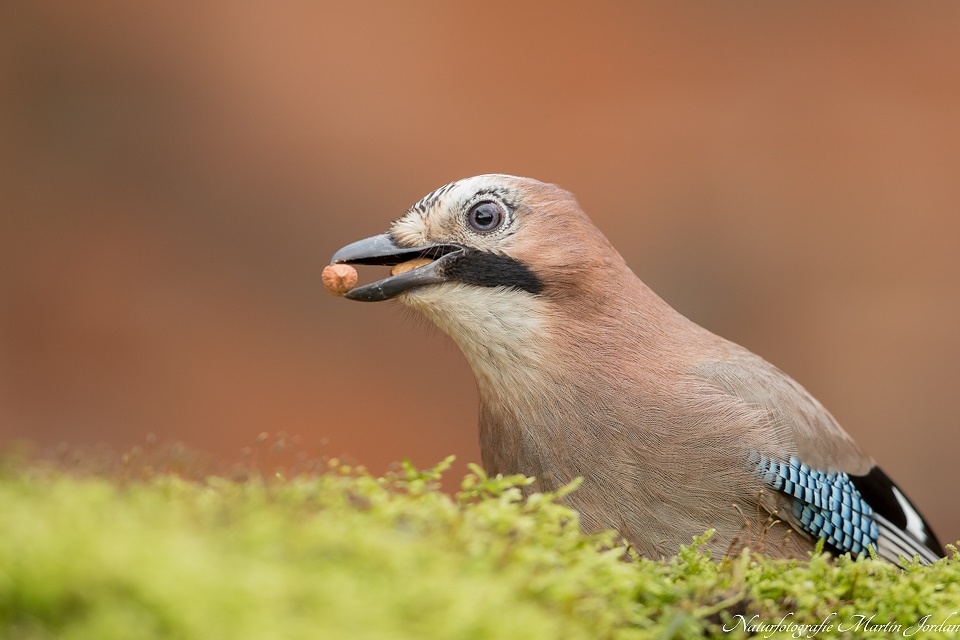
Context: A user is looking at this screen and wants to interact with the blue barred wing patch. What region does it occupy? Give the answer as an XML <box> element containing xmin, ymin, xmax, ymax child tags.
<box><xmin>751</xmin><ymin>454</ymin><xmax>880</xmax><ymax>556</ymax></box>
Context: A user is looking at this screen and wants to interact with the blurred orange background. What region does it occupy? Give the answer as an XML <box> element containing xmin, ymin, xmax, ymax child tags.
<box><xmin>1</xmin><ymin>3</ymin><xmax>958</xmax><ymax>543</ymax></box>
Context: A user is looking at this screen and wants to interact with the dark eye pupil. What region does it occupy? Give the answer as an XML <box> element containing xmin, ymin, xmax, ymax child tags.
<box><xmin>469</xmin><ymin>202</ymin><xmax>501</xmax><ymax>231</ymax></box>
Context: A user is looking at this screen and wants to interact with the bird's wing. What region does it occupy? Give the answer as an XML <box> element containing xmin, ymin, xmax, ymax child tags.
<box><xmin>692</xmin><ymin>351</ymin><xmax>871</xmax><ymax>474</ymax></box>
<box><xmin>750</xmin><ymin>454</ymin><xmax>943</xmax><ymax>564</ymax></box>
<box><xmin>691</xmin><ymin>350</ymin><xmax>943</xmax><ymax>564</ymax></box>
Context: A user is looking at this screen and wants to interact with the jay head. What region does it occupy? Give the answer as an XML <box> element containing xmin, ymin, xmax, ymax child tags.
<box><xmin>330</xmin><ymin>174</ymin><xmax>944</xmax><ymax>564</ymax></box>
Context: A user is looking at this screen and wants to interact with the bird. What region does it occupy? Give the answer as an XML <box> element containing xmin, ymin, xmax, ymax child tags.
<box><xmin>329</xmin><ymin>174</ymin><xmax>944</xmax><ymax>564</ymax></box>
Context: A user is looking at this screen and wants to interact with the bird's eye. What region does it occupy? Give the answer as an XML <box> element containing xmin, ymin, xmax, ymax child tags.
<box><xmin>467</xmin><ymin>201</ymin><xmax>503</xmax><ymax>232</ymax></box>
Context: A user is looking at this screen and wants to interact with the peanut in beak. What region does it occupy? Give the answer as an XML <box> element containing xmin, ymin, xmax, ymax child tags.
<box><xmin>322</xmin><ymin>264</ymin><xmax>359</xmax><ymax>296</ymax></box>
<box><xmin>389</xmin><ymin>258</ymin><xmax>434</xmax><ymax>277</ymax></box>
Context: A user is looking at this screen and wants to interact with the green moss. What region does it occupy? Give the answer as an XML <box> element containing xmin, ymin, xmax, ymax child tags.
<box><xmin>0</xmin><ymin>457</ymin><xmax>958</xmax><ymax>639</ymax></box>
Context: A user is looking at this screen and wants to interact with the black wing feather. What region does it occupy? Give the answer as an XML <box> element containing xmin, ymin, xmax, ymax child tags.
<box><xmin>849</xmin><ymin>466</ymin><xmax>944</xmax><ymax>564</ymax></box>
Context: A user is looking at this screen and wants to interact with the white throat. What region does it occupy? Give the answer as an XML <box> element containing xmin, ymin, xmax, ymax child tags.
<box><xmin>400</xmin><ymin>283</ymin><xmax>551</xmax><ymax>397</ymax></box>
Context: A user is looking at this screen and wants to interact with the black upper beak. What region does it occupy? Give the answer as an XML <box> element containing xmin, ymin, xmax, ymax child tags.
<box><xmin>330</xmin><ymin>233</ymin><xmax>463</xmax><ymax>301</ymax></box>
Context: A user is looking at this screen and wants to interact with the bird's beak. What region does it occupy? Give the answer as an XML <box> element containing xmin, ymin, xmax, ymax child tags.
<box><xmin>330</xmin><ymin>233</ymin><xmax>464</xmax><ymax>302</ymax></box>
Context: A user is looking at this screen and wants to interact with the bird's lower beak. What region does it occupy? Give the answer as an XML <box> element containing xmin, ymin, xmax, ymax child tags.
<box><xmin>330</xmin><ymin>233</ymin><xmax>463</xmax><ymax>302</ymax></box>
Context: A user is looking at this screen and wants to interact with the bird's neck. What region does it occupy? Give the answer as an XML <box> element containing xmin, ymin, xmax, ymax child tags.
<box><xmin>404</xmin><ymin>272</ymin><xmax>706</xmax><ymax>481</ymax></box>
<box><xmin>467</xmin><ymin>276</ymin><xmax>701</xmax><ymax>481</ymax></box>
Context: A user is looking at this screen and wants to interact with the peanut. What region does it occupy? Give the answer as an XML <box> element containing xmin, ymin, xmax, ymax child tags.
<box><xmin>390</xmin><ymin>258</ymin><xmax>434</xmax><ymax>277</ymax></box>
<box><xmin>322</xmin><ymin>263</ymin><xmax>359</xmax><ymax>296</ymax></box>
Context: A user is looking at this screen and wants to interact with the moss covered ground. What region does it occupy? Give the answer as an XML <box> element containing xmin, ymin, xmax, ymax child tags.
<box><xmin>1</xmin><ymin>453</ymin><xmax>958</xmax><ymax>639</ymax></box>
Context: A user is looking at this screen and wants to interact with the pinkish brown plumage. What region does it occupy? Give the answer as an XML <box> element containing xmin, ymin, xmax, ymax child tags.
<box><xmin>330</xmin><ymin>175</ymin><xmax>943</xmax><ymax>564</ymax></box>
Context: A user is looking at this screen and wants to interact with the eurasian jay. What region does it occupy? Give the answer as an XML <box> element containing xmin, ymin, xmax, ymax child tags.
<box><xmin>329</xmin><ymin>174</ymin><xmax>944</xmax><ymax>564</ymax></box>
